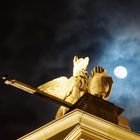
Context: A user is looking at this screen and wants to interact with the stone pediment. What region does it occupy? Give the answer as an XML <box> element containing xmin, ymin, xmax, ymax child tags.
<box><xmin>18</xmin><ymin>109</ymin><xmax>140</xmax><ymax>140</ymax></box>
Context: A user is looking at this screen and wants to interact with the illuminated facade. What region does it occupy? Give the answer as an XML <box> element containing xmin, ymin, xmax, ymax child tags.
<box><xmin>18</xmin><ymin>109</ymin><xmax>140</xmax><ymax>140</ymax></box>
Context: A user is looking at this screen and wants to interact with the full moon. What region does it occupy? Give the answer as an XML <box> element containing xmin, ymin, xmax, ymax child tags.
<box><xmin>114</xmin><ymin>66</ymin><xmax>128</xmax><ymax>79</ymax></box>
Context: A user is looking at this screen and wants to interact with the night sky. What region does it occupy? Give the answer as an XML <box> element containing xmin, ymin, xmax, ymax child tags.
<box><xmin>1</xmin><ymin>0</ymin><xmax>140</xmax><ymax>139</ymax></box>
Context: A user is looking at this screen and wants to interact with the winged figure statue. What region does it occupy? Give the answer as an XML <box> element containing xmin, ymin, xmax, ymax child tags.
<box><xmin>38</xmin><ymin>56</ymin><xmax>89</xmax><ymax>118</ymax></box>
<box><xmin>38</xmin><ymin>56</ymin><xmax>113</xmax><ymax>118</ymax></box>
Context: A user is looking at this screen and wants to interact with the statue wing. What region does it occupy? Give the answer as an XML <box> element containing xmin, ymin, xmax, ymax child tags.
<box><xmin>37</xmin><ymin>76</ymin><xmax>73</xmax><ymax>100</ymax></box>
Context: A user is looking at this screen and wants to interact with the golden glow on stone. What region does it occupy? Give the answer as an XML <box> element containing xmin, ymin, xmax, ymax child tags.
<box><xmin>38</xmin><ymin>56</ymin><xmax>113</xmax><ymax>118</ymax></box>
<box><xmin>18</xmin><ymin>109</ymin><xmax>140</xmax><ymax>140</ymax></box>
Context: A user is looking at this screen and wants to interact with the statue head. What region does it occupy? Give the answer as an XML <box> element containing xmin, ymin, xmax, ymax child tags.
<box><xmin>89</xmin><ymin>66</ymin><xmax>113</xmax><ymax>100</ymax></box>
<box><xmin>73</xmin><ymin>56</ymin><xmax>89</xmax><ymax>76</ymax></box>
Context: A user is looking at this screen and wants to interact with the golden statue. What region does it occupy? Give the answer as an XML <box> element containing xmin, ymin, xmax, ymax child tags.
<box><xmin>88</xmin><ymin>66</ymin><xmax>113</xmax><ymax>100</ymax></box>
<box><xmin>38</xmin><ymin>56</ymin><xmax>113</xmax><ymax>118</ymax></box>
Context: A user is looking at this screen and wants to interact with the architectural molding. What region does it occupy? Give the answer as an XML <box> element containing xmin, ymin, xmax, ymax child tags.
<box><xmin>18</xmin><ymin>109</ymin><xmax>140</xmax><ymax>140</ymax></box>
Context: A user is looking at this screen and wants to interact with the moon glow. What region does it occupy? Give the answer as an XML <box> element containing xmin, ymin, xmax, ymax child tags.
<box><xmin>114</xmin><ymin>66</ymin><xmax>128</xmax><ymax>79</ymax></box>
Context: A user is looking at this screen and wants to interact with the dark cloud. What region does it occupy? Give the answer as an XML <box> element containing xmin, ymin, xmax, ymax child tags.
<box><xmin>1</xmin><ymin>0</ymin><xmax>140</xmax><ymax>139</ymax></box>
<box><xmin>129</xmin><ymin>117</ymin><xmax>140</xmax><ymax>133</ymax></box>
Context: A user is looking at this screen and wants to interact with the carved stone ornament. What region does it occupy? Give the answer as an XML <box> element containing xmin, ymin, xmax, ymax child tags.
<box><xmin>38</xmin><ymin>56</ymin><xmax>113</xmax><ymax>118</ymax></box>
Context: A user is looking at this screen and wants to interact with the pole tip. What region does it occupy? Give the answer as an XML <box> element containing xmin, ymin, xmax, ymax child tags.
<box><xmin>1</xmin><ymin>75</ymin><xmax>10</xmax><ymax>81</ymax></box>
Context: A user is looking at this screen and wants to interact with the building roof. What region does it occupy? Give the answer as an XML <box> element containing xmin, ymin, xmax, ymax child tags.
<box><xmin>18</xmin><ymin>109</ymin><xmax>140</xmax><ymax>140</ymax></box>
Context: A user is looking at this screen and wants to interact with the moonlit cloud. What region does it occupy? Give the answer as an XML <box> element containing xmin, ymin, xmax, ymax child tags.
<box><xmin>95</xmin><ymin>20</ymin><xmax>140</xmax><ymax>124</ymax></box>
